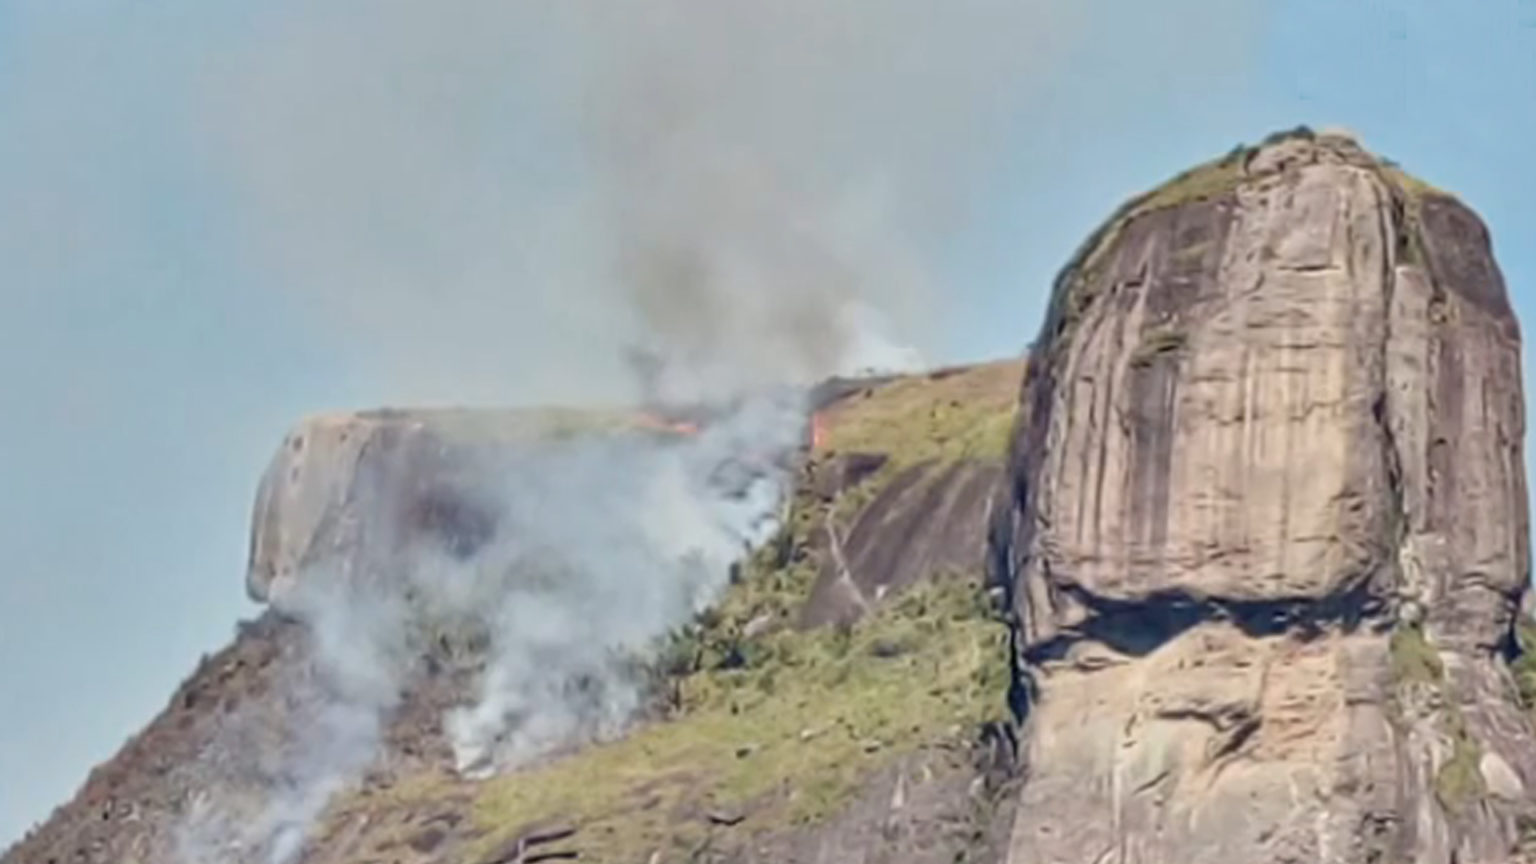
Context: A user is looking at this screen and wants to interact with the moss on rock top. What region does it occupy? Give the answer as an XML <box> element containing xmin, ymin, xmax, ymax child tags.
<box><xmin>1034</xmin><ymin>125</ymin><xmax>1454</xmax><ymax>352</ymax></box>
<box><xmin>1121</xmin><ymin>125</ymin><xmax>1448</xmax><ymax>222</ymax></box>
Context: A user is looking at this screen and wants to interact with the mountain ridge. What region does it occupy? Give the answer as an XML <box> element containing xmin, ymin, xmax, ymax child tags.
<box><xmin>8</xmin><ymin>128</ymin><xmax>1535</xmax><ymax>864</ymax></box>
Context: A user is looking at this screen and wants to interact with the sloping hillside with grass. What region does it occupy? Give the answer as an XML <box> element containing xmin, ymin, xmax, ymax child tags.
<box><xmin>278</xmin><ymin>360</ymin><xmax>1025</xmax><ymax>864</ymax></box>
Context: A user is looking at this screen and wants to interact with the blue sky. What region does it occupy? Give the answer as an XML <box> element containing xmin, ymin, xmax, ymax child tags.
<box><xmin>2</xmin><ymin>0</ymin><xmax>1534</xmax><ymax>845</ymax></box>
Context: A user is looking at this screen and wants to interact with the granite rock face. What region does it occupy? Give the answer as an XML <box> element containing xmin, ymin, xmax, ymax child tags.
<box><xmin>799</xmin><ymin>361</ymin><xmax>1022</xmax><ymax>629</ymax></box>
<box><xmin>990</xmin><ymin>131</ymin><xmax>1535</xmax><ymax>863</ymax></box>
<box><xmin>246</xmin><ymin>407</ymin><xmax>705</xmax><ymax>606</ymax></box>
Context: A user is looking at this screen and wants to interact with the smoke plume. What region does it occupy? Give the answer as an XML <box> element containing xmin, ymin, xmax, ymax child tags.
<box><xmin>210</xmin><ymin>0</ymin><xmax>1081</xmax><ymax>405</ymax></box>
<box><xmin>439</xmin><ymin>395</ymin><xmax>806</xmax><ymax>776</ymax></box>
<box><xmin>179</xmin><ymin>2</ymin><xmax>1081</xmax><ymax>862</ymax></box>
<box><xmin>180</xmin><ymin>392</ymin><xmax>805</xmax><ymax>863</ymax></box>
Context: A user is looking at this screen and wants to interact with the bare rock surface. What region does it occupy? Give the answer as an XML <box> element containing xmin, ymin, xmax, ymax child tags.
<box><xmin>246</xmin><ymin>407</ymin><xmax>701</xmax><ymax>604</ymax></box>
<box><xmin>990</xmin><ymin>129</ymin><xmax>1536</xmax><ymax>863</ymax></box>
<box><xmin>801</xmin><ymin>458</ymin><xmax>1001</xmax><ymax>628</ymax></box>
<box><xmin>799</xmin><ymin>360</ymin><xmax>1021</xmax><ymax>629</ymax></box>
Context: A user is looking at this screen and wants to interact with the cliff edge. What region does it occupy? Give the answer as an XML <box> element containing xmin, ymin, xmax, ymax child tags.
<box><xmin>990</xmin><ymin>128</ymin><xmax>1535</xmax><ymax>863</ymax></box>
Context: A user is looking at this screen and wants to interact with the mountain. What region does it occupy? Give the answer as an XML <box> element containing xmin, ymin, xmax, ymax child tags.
<box><xmin>991</xmin><ymin>127</ymin><xmax>1536</xmax><ymax>862</ymax></box>
<box><xmin>6</xmin><ymin>128</ymin><xmax>1533</xmax><ymax>864</ymax></box>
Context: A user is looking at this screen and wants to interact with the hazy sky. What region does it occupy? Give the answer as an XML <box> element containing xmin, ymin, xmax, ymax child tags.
<box><xmin>3</xmin><ymin>0</ymin><xmax>1535</xmax><ymax>845</ymax></box>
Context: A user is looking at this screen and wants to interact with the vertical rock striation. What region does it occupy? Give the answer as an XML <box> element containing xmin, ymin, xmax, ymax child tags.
<box><xmin>990</xmin><ymin>130</ymin><xmax>1534</xmax><ymax>863</ymax></box>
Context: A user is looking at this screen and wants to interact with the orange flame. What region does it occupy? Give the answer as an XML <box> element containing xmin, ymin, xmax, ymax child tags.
<box><xmin>811</xmin><ymin>412</ymin><xmax>827</xmax><ymax>450</ymax></box>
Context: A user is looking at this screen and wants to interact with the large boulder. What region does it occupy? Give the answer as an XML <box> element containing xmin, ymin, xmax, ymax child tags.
<box><xmin>246</xmin><ymin>407</ymin><xmax>702</xmax><ymax>604</ymax></box>
<box><xmin>990</xmin><ymin>129</ymin><xmax>1536</xmax><ymax>863</ymax></box>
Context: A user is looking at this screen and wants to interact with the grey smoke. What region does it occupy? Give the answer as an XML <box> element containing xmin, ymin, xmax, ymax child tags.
<box><xmin>177</xmin><ymin>572</ymin><xmax>417</xmax><ymax>864</ymax></box>
<box><xmin>180</xmin><ymin>391</ymin><xmax>806</xmax><ymax>864</ymax></box>
<box><xmin>179</xmin><ymin>2</ymin><xmax>1092</xmax><ymax>862</ymax></box>
<box><xmin>209</xmin><ymin>0</ymin><xmax>1085</xmax><ymax>405</ymax></box>
<box><xmin>441</xmin><ymin>393</ymin><xmax>806</xmax><ymax>775</ymax></box>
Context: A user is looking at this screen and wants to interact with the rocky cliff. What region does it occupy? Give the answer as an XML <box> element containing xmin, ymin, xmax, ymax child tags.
<box><xmin>990</xmin><ymin>128</ymin><xmax>1536</xmax><ymax>863</ymax></box>
<box><xmin>6</xmin><ymin>129</ymin><xmax>1534</xmax><ymax>864</ymax></box>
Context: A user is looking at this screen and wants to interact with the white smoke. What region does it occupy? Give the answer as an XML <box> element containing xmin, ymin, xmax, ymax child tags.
<box><xmin>203</xmin><ymin>1</ymin><xmax>1092</xmax><ymax>406</ymax></box>
<box><xmin>440</xmin><ymin>393</ymin><xmax>806</xmax><ymax>774</ymax></box>
<box><xmin>179</xmin><ymin>391</ymin><xmax>809</xmax><ymax>864</ymax></box>
<box><xmin>430</xmin><ymin>399</ymin><xmax>803</xmax><ymax>775</ymax></box>
<box><xmin>174</xmin><ymin>1</ymin><xmax>1076</xmax><ymax>861</ymax></box>
<box><xmin>175</xmin><ymin>560</ymin><xmax>418</xmax><ymax>864</ymax></box>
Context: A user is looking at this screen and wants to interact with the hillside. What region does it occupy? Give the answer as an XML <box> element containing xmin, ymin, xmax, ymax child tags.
<box><xmin>8</xmin><ymin>128</ymin><xmax>1536</xmax><ymax>864</ymax></box>
<box><xmin>6</xmin><ymin>361</ymin><xmax>1026</xmax><ymax>864</ymax></box>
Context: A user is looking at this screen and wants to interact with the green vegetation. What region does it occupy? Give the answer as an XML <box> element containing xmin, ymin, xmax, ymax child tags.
<box><xmin>1374</xmin><ymin>159</ymin><xmax>1463</xmax><ymax>271</ymax></box>
<box><xmin>1379</xmin><ymin>162</ymin><xmax>1448</xmax><ymax>201</ymax></box>
<box><xmin>1170</xmin><ymin>238</ymin><xmax>1214</xmax><ymax>263</ymax></box>
<box><xmin>468</xmin><ymin>574</ymin><xmax>1011</xmax><ymax>861</ymax></box>
<box><xmin>816</xmin><ymin>361</ymin><xmax>1021</xmax><ymax>470</ymax></box>
<box><xmin>1043</xmin><ymin>130</ymin><xmax>1276</xmax><ymax>336</ymax></box>
<box><xmin>1047</xmin><ymin>125</ymin><xmax>1464</xmax><ymax>343</ymax></box>
<box><xmin>1130</xmin><ymin>146</ymin><xmax>1252</xmax><ymax>215</ymax></box>
<box><xmin>1512</xmin><ymin>618</ymin><xmax>1536</xmax><ymax>712</ymax></box>
<box><xmin>1435</xmin><ymin>705</ymin><xmax>1486</xmax><ymax>813</ymax></box>
<box><xmin>1389</xmin><ymin>623</ymin><xmax>1444</xmax><ymax>684</ymax></box>
<box><xmin>1260</xmin><ymin>124</ymin><xmax>1317</xmax><ymax>146</ymax></box>
<box><xmin>812</xmin><ymin>360</ymin><xmax>1021</xmax><ymax>539</ymax></box>
<box><xmin>1387</xmin><ymin>622</ymin><xmax>1488</xmax><ymax>814</ymax></box>
<box><xmin>1097</xmin><ymin>123</ymin><xmax>1315</xmax><ymax>227</ymax></box>
<box><xmin>658</xmin><ymin>545</ymin><xmax>823</xmax><ymax>679</ymax></box>
<box><xmin>304</xmin><ymin>364</ymin><xmax>1027</xmax><ymax>862</ymax></box>
<box><xmin>434</xmin><ymin>365</ymin><xmax>1024</xmax><ymax>860</ymax></box>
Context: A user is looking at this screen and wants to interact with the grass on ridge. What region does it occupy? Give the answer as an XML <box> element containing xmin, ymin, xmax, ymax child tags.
<box><xmin>815</xmin><ymin>360</ymin><xmax>1021</xmax><ymax>470</ymax></box>
<box><xmin>467</xmin><ymin>574</ymin><xmax>1011</xmax><ymax>861</ymax></box>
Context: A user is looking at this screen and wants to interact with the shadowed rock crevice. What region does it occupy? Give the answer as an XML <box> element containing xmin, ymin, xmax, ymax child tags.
<box><xmin>1020</xmin><ymin>578</ymin><xmax>1389</xmax><ymax>665</ymax></box>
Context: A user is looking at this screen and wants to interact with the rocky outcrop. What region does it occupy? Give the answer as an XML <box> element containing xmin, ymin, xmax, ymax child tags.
<box><xmin>799</xmin><ymin>457</ymin><xmax>1000</xmax><ymax>628</ymax></box>
<box><xmin>246</xmin><ymin>407</ymin><xmax>702</xmax><ymax>605</ymax></box>
<box><xmin>4</xmin><ymin>362</ymin><xmax>1023</xmax><ymax>864</ymax></box>
<box><xmin>800</xmin><ymin>360</ymin><xmax>1021</xmax><ymax>628</ymax></box>
<box><xmin>990</xmin><ymin>129</ymin><xmax>1536</xmax><ymax>863</ymax></box>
